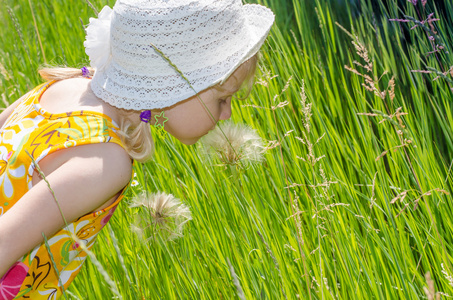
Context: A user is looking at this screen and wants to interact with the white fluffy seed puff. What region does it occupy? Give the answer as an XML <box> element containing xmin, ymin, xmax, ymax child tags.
<box><xmin>129</xmin><ymin>192</ymin><xmax>192</xmax><ymax>242</ymax></box>
<box><xmin>201</xmin><ymin>121</ymin><xmax>264</xmax><ymax>167</ymax></box>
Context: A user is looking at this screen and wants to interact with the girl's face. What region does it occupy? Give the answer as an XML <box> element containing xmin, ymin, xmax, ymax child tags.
<box><xmin>155</xmin><ymin>63</ymin><xmax>250</xmax><ymax>145</ymax></box>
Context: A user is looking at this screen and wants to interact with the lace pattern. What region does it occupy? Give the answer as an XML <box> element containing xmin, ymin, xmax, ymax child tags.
<box><xmin>87</xmin><ymin>0</ymin><xmax>275</xmax><ymax>109</ymax></box>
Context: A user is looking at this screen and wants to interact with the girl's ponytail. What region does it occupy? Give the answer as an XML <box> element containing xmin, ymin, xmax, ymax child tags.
<box><xmin>116</xmin><ymin>115</ymin><xmax>154</xmax><ymax>163</ymax></box>
<box><xmin>38</xmin><ymin>67</ymin><xmax>95</xmax><ymax>81</ymax></box>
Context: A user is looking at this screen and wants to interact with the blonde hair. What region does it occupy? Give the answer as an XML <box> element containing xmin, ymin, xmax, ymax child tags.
<box><xmin>115</xmin><ymin>111</ymin><xmax>154</xmax><ymax>162</ymax></box>
<box><xmin>38</xmin><ymin>55</ymin><xmax>258</xmax><ymax>162</ymax></box>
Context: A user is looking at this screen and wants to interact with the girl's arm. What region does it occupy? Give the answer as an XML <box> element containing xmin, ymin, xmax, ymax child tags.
<box><xmin>0</xmin><ymin>142</ymin><xmax>132</xmax><ymax>276</ymax></box>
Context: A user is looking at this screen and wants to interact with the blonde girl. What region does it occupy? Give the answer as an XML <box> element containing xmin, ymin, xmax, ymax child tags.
<box><xmin>0</xmin><ymin>0</ymin><xmax>274</xmax><ymax>298</ymax></box>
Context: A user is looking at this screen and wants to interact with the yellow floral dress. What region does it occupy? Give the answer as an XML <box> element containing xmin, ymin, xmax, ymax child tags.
<box><xmin>0</xmin><ymin>81</ymin><xmax>130</xmax><ymax>299</ymax></box>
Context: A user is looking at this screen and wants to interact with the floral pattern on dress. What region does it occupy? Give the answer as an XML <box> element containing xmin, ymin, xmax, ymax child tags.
<box><xmin>0</xmin><ymin>146</ymin><xmax>25</xmax><ymax>199</ymax></box>
<box><xmin>0</xmin><ymin>262</ymin><xmax>29</xmax><ymax>300</ymax></box>
<box><xmin>0</xmin><ymin>81</ymin><xmax>130</xmax><ymax>299</ymax></box>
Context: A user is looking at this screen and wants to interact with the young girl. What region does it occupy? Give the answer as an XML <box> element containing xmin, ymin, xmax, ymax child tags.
<box><xmin>0</xmin><ymin>0</ymin><xmax>274</xmax><ymax>298</ymax></box>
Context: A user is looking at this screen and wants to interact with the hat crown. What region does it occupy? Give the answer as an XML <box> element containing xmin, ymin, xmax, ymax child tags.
<box><xmin>116</xmin><ymin>0</ymin><xmax>239</xmax><ymax>12</ymax></box>
<box><xmin>113</xmin><ymin>0</ymin><xmax>241</xmax><ymax>26</ymax></box>
<box><xmin>110</xmin><ymin>0</ymin><xmax>245</xmax><ymax>76</ymax></box>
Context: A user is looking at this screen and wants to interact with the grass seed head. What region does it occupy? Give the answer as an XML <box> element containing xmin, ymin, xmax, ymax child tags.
<box><xmin>441</xmin><ymin>263</ymin><xmax>453</xmax><ymax>287</ymax></box>
<box><xmin>130</xmin><ymin>192</ymin><xmax>192</xmax><ymax>241</ymax></box>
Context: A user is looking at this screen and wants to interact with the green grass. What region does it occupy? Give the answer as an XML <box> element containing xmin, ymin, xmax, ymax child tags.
<box><xmin>2</xmin><ymin>0</ymin><xmax>453</xmax><ymax>299</ymax></box>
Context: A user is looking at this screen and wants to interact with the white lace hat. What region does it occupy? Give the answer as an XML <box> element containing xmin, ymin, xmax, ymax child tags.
<box><xmin>84</xmin><ymin>0</ymin><xmax>275</xmax><ymax>110</ymax></box>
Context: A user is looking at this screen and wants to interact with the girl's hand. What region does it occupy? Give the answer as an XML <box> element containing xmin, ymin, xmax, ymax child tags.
<box><xmin>0</xmin><ymin>142</ymin><xmax>132</xmax><ymax>276</ymax></box>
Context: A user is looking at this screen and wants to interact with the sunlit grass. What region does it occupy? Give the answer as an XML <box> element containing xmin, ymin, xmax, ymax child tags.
<box><xmin>2</xmin><ymin>0</ymin><xmax>453</xmax><ymax>299</ymax></box>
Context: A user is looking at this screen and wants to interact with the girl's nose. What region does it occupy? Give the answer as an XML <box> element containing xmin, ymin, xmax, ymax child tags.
<box><xmin>219</xmin><ymin>97</ymin><xmax>232</xmax><ymax>120</ymax></box>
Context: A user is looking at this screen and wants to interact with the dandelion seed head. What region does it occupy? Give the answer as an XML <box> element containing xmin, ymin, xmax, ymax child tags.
<box><xmin>201</xmin><ymin>121</ymin><xmax>264</xmax><ymax>167</ymax></box>
<box><xmin>129</xmin><ymin>192</ymin><xmax>192</xmax><ymax>241</ymax></box>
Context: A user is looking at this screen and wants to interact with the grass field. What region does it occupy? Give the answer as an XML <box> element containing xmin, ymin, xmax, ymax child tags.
<box><xmin>2</xmin><ymin>0</ymin><xmax>453</xmax><ymax>299</ymax></box>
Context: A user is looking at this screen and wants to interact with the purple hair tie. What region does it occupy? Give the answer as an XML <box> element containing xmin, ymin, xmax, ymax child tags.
<box><xmin>81</xmin><ymin>67</ymin><xmax>90</xmax><ymax>78</ymax></box>
<box><xmin>140</xmin><ymin>110</ymin><xmax>152</xmax><ymax>123</ymax></box>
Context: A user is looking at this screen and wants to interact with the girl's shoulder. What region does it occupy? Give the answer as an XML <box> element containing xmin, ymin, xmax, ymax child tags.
<box><xmin>34</xmin><ymin>139</ymin><xmax>133</xmax><ymax>210</ymax></box>
<box><xmin>39</xmin><ymin>78</ymin><xmax>120</xmax><ymax>123</ymax></box>
<box><xmin>27</xmin><ymin>78</ymin><xmax>133</xmax><ymax>208</ymax></box>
